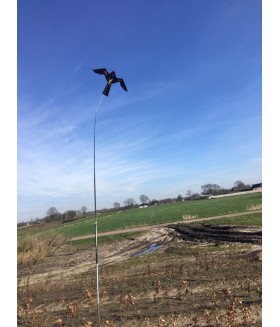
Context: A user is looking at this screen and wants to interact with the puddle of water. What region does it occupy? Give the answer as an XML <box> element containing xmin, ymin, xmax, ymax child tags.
<box><xmin>133</xmin><ymin>243</ymin><xmax>161</xmax><ymax>257</ymax></box>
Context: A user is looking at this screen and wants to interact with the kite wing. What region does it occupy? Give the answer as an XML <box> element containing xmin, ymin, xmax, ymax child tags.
<box><xmin>93</xmin><ymin>68</ymin><xmax>109</xmax><ymax>76</ymax></box>
<box><xmin>116</xmin><ymin>78</ymin><xmax>128</xmax><ymax>92</ymax></box>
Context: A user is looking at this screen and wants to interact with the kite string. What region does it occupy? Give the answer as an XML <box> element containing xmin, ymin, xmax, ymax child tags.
<box><xmin>95</xmin><ymin>94</ymin><xmax>104</xmax><ymax>113</ymax></box>
<box><xmin>93</xmin><ymin>93</ymin><xmax>104</xmax><ymax>216</ymax></box>
<box><xmin>93</xmin><ymin>93</ymin><xmax>104</xmax><ymax>219</ymax></box>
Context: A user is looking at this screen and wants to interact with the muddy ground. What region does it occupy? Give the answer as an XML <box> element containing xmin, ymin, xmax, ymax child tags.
<box><xmin>17</xmin><ymin>223</ymin><xmax>262</xmax><ymax>326</ymax></box>
<box><xmin>169</xmin><ymin>223</ymin><xmax>262</xmax><ymax>244</ymax></box>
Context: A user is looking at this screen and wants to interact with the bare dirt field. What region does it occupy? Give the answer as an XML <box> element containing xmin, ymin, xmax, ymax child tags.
<box><xmin>17</xmin><ymin>223</ymin><xmax>262</xmax><ymax>326</ymax></box>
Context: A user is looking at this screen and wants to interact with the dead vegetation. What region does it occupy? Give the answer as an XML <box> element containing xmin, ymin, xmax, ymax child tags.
<box><xmin>17</xmin><ymin>234</ymin><xmax>66</xmax><ymax>268</ymax></box>
<box><xmin>17</xmin><ymin>225</ymin><xmax>261</xmax><ymax>326</ymax></box>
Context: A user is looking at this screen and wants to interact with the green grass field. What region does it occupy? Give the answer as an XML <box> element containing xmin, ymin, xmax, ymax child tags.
<box><xmin>64</xmin><ymin>193</ymin><xmax>261</xmax><ymax>237</ymax></box>
<box><xmin>209</xmin><ymin>212</ymin><xmax>262</xmax><ymax>226</ymax></box>
<box><xmin>70</xmin><ymin>212</ymin><xmax>262</xmax><ymax>246</ymax></box>
<box><xmin>19</xmin><ymin>192</ymin><xmax>261</xmax><ymax>240</ymax></box>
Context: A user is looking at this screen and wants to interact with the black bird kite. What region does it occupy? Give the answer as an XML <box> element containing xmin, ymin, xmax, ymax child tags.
<box><xmin>93</xmin><ymin>68</ymin><xmax>128</xmax><ymax>97</ymax></box>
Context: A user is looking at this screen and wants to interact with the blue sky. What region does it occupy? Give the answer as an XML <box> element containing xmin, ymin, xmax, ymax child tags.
<box><xmin>17</xmin><ymin>0</ymin><xmax>262</xmax><ymax>222</ymax></box>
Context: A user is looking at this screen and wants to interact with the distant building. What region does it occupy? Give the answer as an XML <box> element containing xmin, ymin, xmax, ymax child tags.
<box><xmin>250</xmin><ymin>183</ymin><xmax>262</xmax><ymax>190</ymax></box>
<box><xmin>139</xmin><ymin>204</ymin><xmax>148</xmax><ymax>209</ymax></box>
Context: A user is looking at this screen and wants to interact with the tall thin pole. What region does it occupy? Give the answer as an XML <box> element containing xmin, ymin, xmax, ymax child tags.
<box><xmin>93</xmin><ymin>94</ymin><xmax>104</xmax><ymax>327</ymax></box>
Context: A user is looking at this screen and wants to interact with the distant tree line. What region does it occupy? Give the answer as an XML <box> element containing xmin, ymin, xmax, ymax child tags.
<box><xmin>117</xmin><ymin>180</ymin><xmax>257</xmax><ymax>208</ymax></box>
<box><xmin>200</xmin><ymin>181</ymin><xmax>253</xmax><ymax>196</ymax></box>
<box><xmin>18</xmin><ymin>180</ymin><xmax>261</xmax><ymax>227</ymax></box>
<box><xmin>17</xmin><ymin>206</ymin><xmax>89</xmax><ymax>227</ymax></box>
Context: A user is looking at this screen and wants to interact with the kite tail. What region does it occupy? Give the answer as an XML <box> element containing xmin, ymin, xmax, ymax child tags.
<box><xmin>103</xmin><ymin>83</ymin><xmax>111</xmax><ymax>97</ymax></box>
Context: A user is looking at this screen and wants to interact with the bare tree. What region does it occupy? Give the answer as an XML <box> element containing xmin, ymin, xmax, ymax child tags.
<box><xmin>47</xmin><ymin>207</ymin><xmax>58</xmax><ymax>218</ymax></box>
<box><xmin>233</xmin><ymin>180</ymin><xmax>251</xmax><ymax>191</ymax></box>
<box><xmin>186</xmin><ymin>189</ymin><xmax>193</xmax><ymax>199</ymax></box>
<box><xmin>81</xmin><ymin>206</ymin><xmax>87</xmax><ymax>216</ymax></box>
<box><xmin>140</xmin><ymin>194</ymin><xmax>150</xmax><ymax>204</ymax></box>
<box><xmin>123</xmin><ymin>198</ymin><xmax>136</xmax><ymax>207</ymax></box>
<box><xmin>113</xmin><ymin>202</ymin><xmax>120</xmax><ymax>209</ymax></box>
<box><xmin>201</xmin><ymin>184</ymin><xmax>221</xmax><ymax>195</ymax></box>
<box><xmin>46</xmin><ymin>207</ymin><xmax>61</xmax><ymax>222</ymax></box>
<box><xmin>176</xmin><ymin>194</ymin><xmax>183</xmax><ymax>201</ymax></box>
<box><xmin>62</xmin><ymin>210</ymin><xmax>77</xmax><ymax>221</ymax></box>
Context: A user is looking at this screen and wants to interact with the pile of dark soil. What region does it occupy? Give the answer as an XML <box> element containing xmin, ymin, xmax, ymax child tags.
<box><xmin>169</xmin><ymin>223</ymin><xmax>262</xmax><ymax>244</ymax></box>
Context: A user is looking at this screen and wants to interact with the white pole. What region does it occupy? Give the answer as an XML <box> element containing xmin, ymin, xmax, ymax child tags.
<box><xmin>93</xmin><ymin>94</ymin><xmax>104</xmax><ymax>326</ymax></box>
